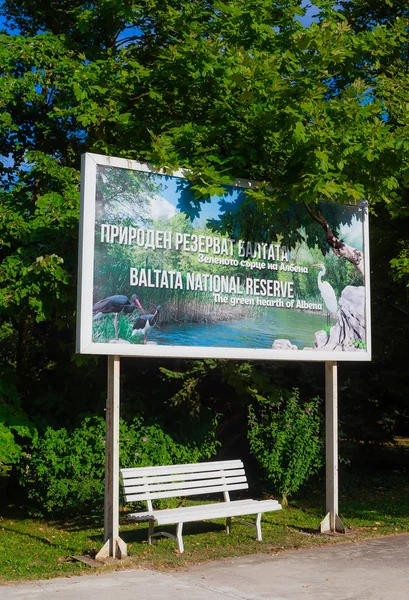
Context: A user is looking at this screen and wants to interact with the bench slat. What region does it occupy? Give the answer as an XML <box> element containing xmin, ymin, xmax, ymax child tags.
<box><xmin>127</xmin><ymin>499</ymin><xmax>282</xmax><ymax>525</ymax></box>
<box><xmin>122</xmin><ymin>468</ymin><xmax>246</xmax><ymax>487</ymax></box>
<box><xmin>127</xmin><ymin>498</ymin><xmax>279</xmax><ymax>520</ymax></box>
<box><xmin>156</xmin><ymin>501</ymin><xmax>282</xmax><ymax>525</ymax></box>
<box><xmin>121</xmin><ymin>460</ymin><xmax>244</xmax><ymax>478</ymax></box>
<box><xmin>124</xmin><ymin>475</ymin><xmax>247</xmax><ymax>496</ymax></box>
<box><xmin>125</xmin><ymin>482</ymin><xmax>248</xmax><ymax>503</ymax></box>
<box><xmin>126</xmin><ymin>498</ymin><xmax>258</xmax><ymax>521</ymax></box>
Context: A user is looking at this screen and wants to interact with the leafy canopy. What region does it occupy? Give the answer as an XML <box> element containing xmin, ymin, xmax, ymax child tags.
<box><xmin>0</xmin><ymin>0</ymin><xmax>408</xmax><ymax>474</ymax></box>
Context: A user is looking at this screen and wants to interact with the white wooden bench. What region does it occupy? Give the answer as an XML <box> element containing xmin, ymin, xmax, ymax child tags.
<box><xmin>121</xmin><ymin>459</ymin><xmax>282</xmax><ymax>553</ymax></box>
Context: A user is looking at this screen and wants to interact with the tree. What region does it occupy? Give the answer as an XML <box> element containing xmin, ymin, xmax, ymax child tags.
<box><xmin>0</xmin><ymin>0</ymin><xmax>409</xmax><ymax>478</ymax></box>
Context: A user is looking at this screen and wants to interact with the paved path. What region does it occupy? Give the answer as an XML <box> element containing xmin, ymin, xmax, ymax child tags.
<box><xmin>1</xmin><ymin>534</ymin><xmax>409</xmax><ymax>599</ymax></box>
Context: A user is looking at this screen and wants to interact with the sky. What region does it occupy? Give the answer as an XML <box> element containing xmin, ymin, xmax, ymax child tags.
<box><xmin>298</xmin><ymin>2</ymin><xmax>319</xmax><ymax>27</ymax></box>
<box><xmin>150</xmin><ymin>174</ymin><xmax>241</xmax><ymax>226</ymax></box>
<box><xmin>143</xmin><ymin>171</ymin><xmax>364</xmax><ymax>252</ymax></box>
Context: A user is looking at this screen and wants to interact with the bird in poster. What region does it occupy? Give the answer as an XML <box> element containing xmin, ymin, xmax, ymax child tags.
<box><xmin>132</xmin><ymin>306</ymin><xmax>161</xmax><ymax>344</ymax></box>
<box><xmin>93</xmin><ymin>294</ymin><xmax>144</xmax><ymax>341</ymax></box>
<box><xmin>311</xmin><ymin>263</ymin><xmax>338</xmax><ymax>329</ymax></box>
<box><xmin>93</xmin><ymin>294</ymin><xmax>144</xmax><ymax>319</ymax></box>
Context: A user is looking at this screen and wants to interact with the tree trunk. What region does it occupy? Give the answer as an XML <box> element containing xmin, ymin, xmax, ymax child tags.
<box><xmin>304</xmin><ymin>203</ymin><xmax>364</xmax><ymax>277</ymax></box>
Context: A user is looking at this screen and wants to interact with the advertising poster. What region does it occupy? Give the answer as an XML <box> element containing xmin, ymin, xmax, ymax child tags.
<box><xmin>76</xmin><ymin>153</ymin><xmax>371</xmax><ymax>361</ymax></box>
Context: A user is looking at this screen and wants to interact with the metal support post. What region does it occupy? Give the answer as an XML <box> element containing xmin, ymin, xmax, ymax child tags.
<box><xmin>320</xmin><ymin>361</ymin><xmax>346</xmax><ymax>534</ymax></box>
<box><xmin>96</xmin><ymin>355</ymin><xmax>127</xmax><ymax>559</ymax></box>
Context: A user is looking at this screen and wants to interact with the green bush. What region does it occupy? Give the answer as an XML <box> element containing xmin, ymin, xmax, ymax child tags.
<box><xmin>0</xmin><ymin>378</ymin><xmax>36</xmax><ymax>470</ymax></box>
<box><xmin>247</xmin><ymin>388</ymin><xmax>323</xmax><ymax>506</ymax></box>
<box><xmin>19</xmin><ymin>414</ymin><xmax>220</xmax><ymax>515</ymax></box>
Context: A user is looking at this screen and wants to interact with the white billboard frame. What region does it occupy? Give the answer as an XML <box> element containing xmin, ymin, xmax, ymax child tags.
<box><xmin>76</xmin><ymin>152</ymin><xmax>371</xmax><ymax>362</ymax></box>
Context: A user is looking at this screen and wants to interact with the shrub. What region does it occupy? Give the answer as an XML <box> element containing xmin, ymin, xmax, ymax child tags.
<box><xmin>0</xmin><ymin>378</ymin><xmax>36</xmax><ymax>471</ymax></box>
<box><xmin>247</xmin><ymin>388</ymin><xmax>323</xmax><ymax>506</ymax></box>
<box><xmin>19</xmin><ymin>413</ymin><xmax>220</xmax><ymax>515</ymax></box>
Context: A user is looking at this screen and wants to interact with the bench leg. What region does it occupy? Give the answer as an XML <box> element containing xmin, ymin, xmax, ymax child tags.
<box><xmin>226</xmin><ymin>517</ymin><xmax>232</xmax><ymax>535</ymax></box>
<box><xmin>256</xmin><ymin>513</ymin><xmax>262</xmax><ymax>541</ymax></box>
<box><xmin>148</xmin><ymin>519</ymin><xmax>155</xmax><ymax>545</ymax></box>
<box><xmin>176</xmin><ymin>522</ymin><xmax>184</xmax><ymax>553</ymax></box>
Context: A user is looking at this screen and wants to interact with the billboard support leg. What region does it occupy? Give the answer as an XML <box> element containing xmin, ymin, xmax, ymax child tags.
<box><xmin>320</xmin><ymin>361</ymin><xmax>346</xmax><ymax>534</ymax></box>
<box><xmin>96</xmin><ymin>355</ymin><xmax>127</xmax><ymax>559</ymax></box>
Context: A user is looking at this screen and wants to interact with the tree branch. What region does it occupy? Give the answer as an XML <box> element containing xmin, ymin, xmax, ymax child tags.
<box><xmin>304</xmin><ymin>202</ymin><xmax>365</xmax><ymax>277</ymax></box>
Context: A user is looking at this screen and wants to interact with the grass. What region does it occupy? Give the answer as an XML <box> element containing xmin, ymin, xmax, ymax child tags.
<box><xmin>1</xmin><ymin>460</ymin><xmax>409</xmax><ymax>583</ymax></box>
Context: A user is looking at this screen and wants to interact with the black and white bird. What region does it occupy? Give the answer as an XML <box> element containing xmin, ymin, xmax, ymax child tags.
<box><xmin>132</xmin><ymin>306</ymin><xmax>161</xmax><ymax>344</ymax></box>
<box><xmin>93</xmin><ymin>294</ymin><xmax>144</xmax><ymax>340</ymax></box>
<box><xmin>93</xmin><ymin>294</ymin><xmax>144</xmax><ymax>319</ymax></box>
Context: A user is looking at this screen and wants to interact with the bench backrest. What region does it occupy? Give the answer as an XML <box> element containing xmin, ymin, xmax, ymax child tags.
<box><xmin>121</xmin><ymin>459</ymin><xmax>248</xmax><ymax>511</ymax></box>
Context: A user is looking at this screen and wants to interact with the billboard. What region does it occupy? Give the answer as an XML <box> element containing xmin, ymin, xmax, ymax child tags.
<box><xmin>76</xmin><ymin>153</ymin><xmax>371</xmax><ymax>361</ymax></box>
